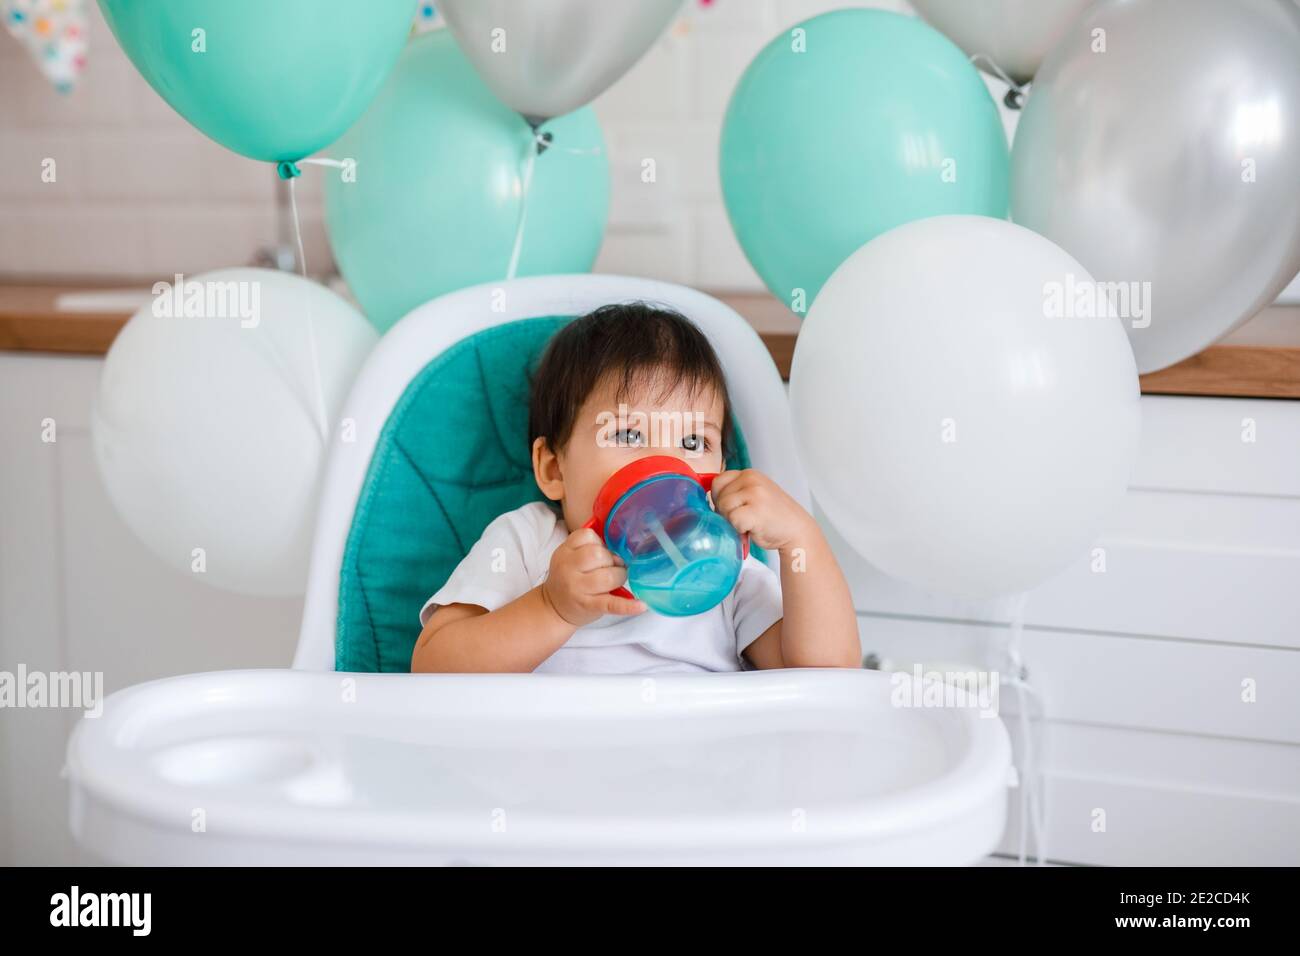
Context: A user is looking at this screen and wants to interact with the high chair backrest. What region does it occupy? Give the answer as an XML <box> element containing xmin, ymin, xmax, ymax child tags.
<box><xmin>293</xmin><ymin>274</ymin><xmax>809</xmax><ymax>672</ymax></box>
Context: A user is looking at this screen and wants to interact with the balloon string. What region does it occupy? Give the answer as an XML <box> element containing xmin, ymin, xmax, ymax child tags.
<box><xmin>298</xmin><ymin>157</ymin><xmax>350</xmax><ymax>171</ymax></box>
<box><xmin>969</xmin><ymin>53</ymin><xmax>1028</xmax><ymax>108</ymax></box>
<box><xmin>506</xmin><ymin>132</ymin><xmax>543</xmax><ymax>280</ymax></box>
<box><xmin>1002</xmin><ymin>590</ymin><xmax>1048</xmax><ymax>865</ymax></box>
<box><xmin>230</xmin><ymin>167</ymin><xmax>319</xmax><ymax>443</ymax></box>
<box><xmin>285</xmin><ymin>170</ymin><xmax>330</xmax><ymax>445</ymax></box>
<box><xmin>505</xmin><ymin>127</ymin><xmax>604</xmax><ymax>280</ymax></box>
<box><xmin>554</xmin><ymin>144</ymin><xmax>604</xmax><ymax>156</ymax></box>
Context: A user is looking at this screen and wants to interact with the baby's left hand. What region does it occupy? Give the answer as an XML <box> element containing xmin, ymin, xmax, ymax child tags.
<box><xmin>710</xmin><ymin>469</ymin><xmax>815</xmax><ymax>552</ymax></box>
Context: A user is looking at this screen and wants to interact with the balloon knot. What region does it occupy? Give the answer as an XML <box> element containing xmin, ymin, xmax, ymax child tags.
<box><xmin>1003</xmin><ymin>88</ymin><xmax>1026</xmax><ymax>110</ymax></box>
<box><xmin>535</xmin><ymin>131</ymin><xmax>554</xmax><ymax>156</ymax></box>
<box><xmin>276</xmin><ymin>160</ymin><xmax>302</xmax><ymax>180</ymax></box>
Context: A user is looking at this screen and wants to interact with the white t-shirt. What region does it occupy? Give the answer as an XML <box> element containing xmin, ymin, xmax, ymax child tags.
<box><xmin>419</xmin><ymin>502</ymin><xmax>784</xmax><ymax>674</ymax></box>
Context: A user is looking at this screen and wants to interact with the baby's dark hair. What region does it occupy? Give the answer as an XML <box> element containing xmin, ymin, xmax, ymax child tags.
<box><xmin>528</xmin><ymin>302</ymin><xmax>734</xmax><ymax>458</ymax></box>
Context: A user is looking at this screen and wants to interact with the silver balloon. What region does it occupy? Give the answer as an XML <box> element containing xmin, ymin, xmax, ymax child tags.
<box><xmin>911</xmin><ymin>0</ymin><xmax>1093</xmax><ymax>85</ymax></box>
<box><xmin>1012</xmin><ymin>0</ymin><xmax>1300</xmax><ymax>373</ymax></box>
<box><xmin>439</xmin><ymin>0</ymin><xmax>683</xmax><ymax>125</ymax></box>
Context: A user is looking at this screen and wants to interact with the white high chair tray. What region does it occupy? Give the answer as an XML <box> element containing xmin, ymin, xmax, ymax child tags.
<box><xmin>67</xmin><ymin>668</ymin><xmax>1011</xmax><ymax>866</ymax></box>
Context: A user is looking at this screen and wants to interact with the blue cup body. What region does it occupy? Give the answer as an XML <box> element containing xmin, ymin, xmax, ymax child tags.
<box><xmin>603</xmin><ymin>474</ymin><xmax>744</xmax><ymax>616</ymax></box>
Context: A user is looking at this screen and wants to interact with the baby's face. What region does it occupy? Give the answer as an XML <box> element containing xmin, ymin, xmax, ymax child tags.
<box><xmin>539</xmin><ymin>375</ymin><xmax>726</xmax><ymax>532</ymax></box>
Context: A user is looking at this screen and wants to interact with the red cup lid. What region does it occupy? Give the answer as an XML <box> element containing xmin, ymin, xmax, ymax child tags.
<box><xmin>579</xmin><ymin>456</ymin><xmax>748</xmax><ymax>563</ymax></box>
<box><xmin>583</xmin><ymin>456</ymin><xmax>703</xmax><ymax>537</ymax></box>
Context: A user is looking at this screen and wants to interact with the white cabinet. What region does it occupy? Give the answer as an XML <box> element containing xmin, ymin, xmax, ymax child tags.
<box><xmin>835</xmin><ymin>395</ymin><xmax>1300</xmax><ymax>865</ymax></box>
<box><xmin>0</xmin><ymin>353</ymin><xmax>302</xmax><ymax>865</ymax></box>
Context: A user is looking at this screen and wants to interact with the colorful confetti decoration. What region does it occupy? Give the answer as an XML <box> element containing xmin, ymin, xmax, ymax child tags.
<box><xmin>2</xmin><ymin>0</ymin><xmax>88</xmax><ymax>93</ymax></box>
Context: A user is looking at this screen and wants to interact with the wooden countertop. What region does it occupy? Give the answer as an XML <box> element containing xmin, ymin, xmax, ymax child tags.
<box><xmin>2</xmin><ymin>281</ymin><xmax>1298</xmax><ymax>399</ymax></box>
<box><xmin>0</xmin><ymin>283</ymin><xmax>140</xmax><ymax>355</ymax></box>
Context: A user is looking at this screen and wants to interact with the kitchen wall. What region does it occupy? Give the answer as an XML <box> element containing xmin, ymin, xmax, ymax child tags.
<box><xmin>0</xmin><ymin>0</ymin><xmax>943</xmax><ymax>287</ymax></box>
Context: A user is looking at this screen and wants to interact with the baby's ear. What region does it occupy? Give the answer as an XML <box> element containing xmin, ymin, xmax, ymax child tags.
<box><xmin>532</xmin><ymin>436</ymin><xmax>565</xmax><ymax>501</ymax></box>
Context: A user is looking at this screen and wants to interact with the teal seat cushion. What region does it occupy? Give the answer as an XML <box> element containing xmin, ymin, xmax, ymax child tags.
<box><xmin>336</xmin><ymin>315</ymin><xmax>760</xmax><ymax>672</ymax></box>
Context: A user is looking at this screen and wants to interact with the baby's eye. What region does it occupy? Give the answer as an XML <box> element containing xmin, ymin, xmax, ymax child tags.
<box><xmin>615</xmin><ymin>428</ymin><xmax>646</xmax><ymax>447</ymax></box>
<box><xmin>681</xmin><ymin>434</ymin><xmax>709</xmax><ymax>453</ymax></box>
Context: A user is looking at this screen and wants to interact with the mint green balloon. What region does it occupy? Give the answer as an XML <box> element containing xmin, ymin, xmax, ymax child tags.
<box><xmin>325</xmin><ymin>31</ymin><xmax>610</xmax><ymax>332</ymax></box>
<box><xmin>98</xmin><ymin>0</ymin><xmax>416</xmax><ymax>163</ymax></box>
<box><xmin>720</xmin><ymin>9</ymin><xmax>1009</xmax><ymax>309</ymax></box>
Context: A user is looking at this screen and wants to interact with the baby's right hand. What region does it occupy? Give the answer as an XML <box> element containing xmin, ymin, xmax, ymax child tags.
<box><xmin>541</xmin><ymin>528</ymin><xmax>647</xmax><ymax>628</ymax></box>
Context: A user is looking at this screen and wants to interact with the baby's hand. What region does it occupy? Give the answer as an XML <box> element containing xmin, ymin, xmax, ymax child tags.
<box><xmin>541</xmin><ymin>528</ymin><xmax>647</xmax><ymax>628</ymax></box>
<box><xmin>711</xmin><ymin>469</ymin><xmax>815</xmax><ymax>552</ymax></box>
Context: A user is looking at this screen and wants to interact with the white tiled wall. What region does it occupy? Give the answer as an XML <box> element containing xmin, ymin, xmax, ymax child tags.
<box><xmin>0</xmin><ymin>0</ymin><xmax>983</xmax><ymax>287</ymax></box>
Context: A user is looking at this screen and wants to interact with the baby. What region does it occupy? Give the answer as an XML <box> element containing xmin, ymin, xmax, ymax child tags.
<box><xmin>411</xmin><ymin>303</ymin><xmax>860</xmax><ymax>674</ymax></box>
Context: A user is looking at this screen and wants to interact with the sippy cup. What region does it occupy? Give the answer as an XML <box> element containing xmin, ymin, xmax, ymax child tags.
<box><xmin>582</xmin><ymin>456</ymin><xmax>748</xmax><ymax>617</ymax></box>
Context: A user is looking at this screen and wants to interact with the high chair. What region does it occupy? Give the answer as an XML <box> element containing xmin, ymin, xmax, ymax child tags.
<box><xmin>66</xmin><ymin>275</ymin><xmax>1011</xmax><ymax>865</ymax></box>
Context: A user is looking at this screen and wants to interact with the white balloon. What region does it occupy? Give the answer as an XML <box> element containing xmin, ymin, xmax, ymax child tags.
<box><xmin>790</xmin><ymin>216</ymin><xmax>1140</xmax><ymax>600</ymax></box>
<box><xmin>92</xmin><ymin>268</ymin><xmax>377</xmax><ymax>596</ymax></box>
<box><xmin>911</xmin><ymin>0</ymin><xmax>1092</xmax><ymax>85</ymax></box>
